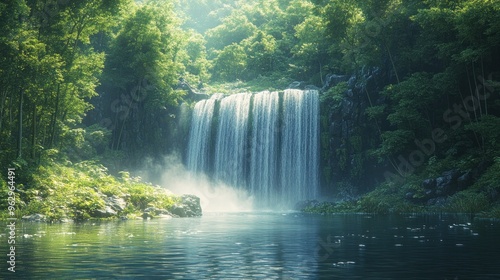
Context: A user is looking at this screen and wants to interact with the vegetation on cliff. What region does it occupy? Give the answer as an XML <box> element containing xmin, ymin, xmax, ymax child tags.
<box><xmin>0</xmin><ymin>0</ymin><xmax>499</xmax><ymax>218</ymax></box>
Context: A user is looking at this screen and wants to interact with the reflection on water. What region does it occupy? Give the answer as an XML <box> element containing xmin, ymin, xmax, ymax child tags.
<box><xmin>2</xmin><ymin>213</ymin><xmax>500</xmax><ymax>279</ymax></box>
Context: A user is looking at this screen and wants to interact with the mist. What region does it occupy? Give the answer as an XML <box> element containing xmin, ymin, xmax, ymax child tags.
<box><xmin>141</xmin><ymin>154</ymin><xmax>254</xmax><ymax>212</ymax></box>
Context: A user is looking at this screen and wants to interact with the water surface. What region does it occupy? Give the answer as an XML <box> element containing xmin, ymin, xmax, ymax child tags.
<box><xmin>2</xmin><ymin>213</ymin><xmax>500</xmax><ymax>279</ymax></box>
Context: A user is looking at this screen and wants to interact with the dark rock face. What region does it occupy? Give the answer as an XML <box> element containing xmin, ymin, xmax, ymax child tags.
<box><xmin>305</xmin><ymin>84</ymin><xmax>321</xmax><ymax>91</ymax></box>
<box><xmin>457</xmin><ymin>171</ymin><xmax>472</xmax><ymax>190</ymax></box>
<box><xmin>169</xmin><ymin>195</ymin><xmax>202</xmax><ymax>217</ymax></box>
<box><xmin>422</xmin><ymin>178</ymin><xmax>436</xmax><ymax>189</ymax></box>
<box><xmin>415</xmin><ymin>161</ymin><xmax>492</xmax><ymax>205</ymax></box>
<box><xmin>320</xmin><ymin>68</ymin><xmax>385</xmax><ymax>193</ymax></box>
<box><xmin>287</xmin><ymin>81</ymin><xmax>306</xmax><ymax>89</ymax></box>
<box><xmin>321</xmin><ymin>74</ymin><xmax>350</xmax><ymax>91</ymax></box>
<box><xmin>177</xmin><ymin>78</ymin><xmax>209</xmax><ymax>101</ymax></box>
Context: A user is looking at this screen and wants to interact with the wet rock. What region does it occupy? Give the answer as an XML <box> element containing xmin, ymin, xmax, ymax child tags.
<box><xmin>347</xmin><ymin>75</ymin><xmax>357</xmax><ymax>89</ymax></box>
<box><xmin>288</xmin><ymin>81</ymin><xmax>306</xmax><ymax>89</ymax></box>
<box><xmin>422</xmin><ymin>178</ymin><xmax>436</xmax><ymax>189</ymax></box>
<box><xmin>346</xmin><ymin>89</ymin><xmax>354</xmax><ymax>98</ymax></box>
<box><xmin>321</xmin><ymin>74</ymin><xmax>349</xmax><ymax>91</ymax></box>
<box><xmin>141</xmin><ymin>206</ymin><xmax>174</xmax><ymax>219</ymax></box>
<box><xmin>405</xmin><ymin>192</ymin><xmax>414</xmax><ymax>200</ymax></box>
<box><xmin>170</xmin><ymin>195</ymin><xmax>202</xmax><ymax>217</ymax></box>
<box><xmin>305</xmin><ymin>84</ymin><xmax>321</xmax><ymax>91</ymax></box>
<box><xmin>142</xmin><ymin>207</ymin><xmax>174</xmax><ymax>219</ymax></box>
<box><xmin>105</xmin><ymin>196</ymin><xmax>127</xmax><ymax>212</ymax></box>
<box><xmin>22</xmin><ymin>214</ymin><xmax>46</xmax><ymax>222</ymax></box>
<box><xmin>456</xmin><ymin>171</ymin><xmax>472</xmax><ymax>190</ymax></box>
<box><xmin>436</xmin><ymin>170</ymin><xmax>461</xmax><ymax>194</ymax></box>
<box><xmin>425</xmin><ymin>189</ymin><xmax>434</xmax><ymax>197</ymax></box>
<box><xmin>93</xmin><ymin>206</ymin><xmax>116</xmax><ymax>218</ymax></box>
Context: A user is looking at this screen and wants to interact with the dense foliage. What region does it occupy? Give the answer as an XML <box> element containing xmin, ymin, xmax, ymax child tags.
<box><xmin>1</xmin><ymin>0</ymin><xmax>499</xmax><ymax>218</ymax></box>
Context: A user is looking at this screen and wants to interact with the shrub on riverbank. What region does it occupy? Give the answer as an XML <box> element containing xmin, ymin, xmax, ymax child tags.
<box><xmin>0</xmin><ymin>161</ymin><xmax>180</xmax><ymax>222</ymax></box>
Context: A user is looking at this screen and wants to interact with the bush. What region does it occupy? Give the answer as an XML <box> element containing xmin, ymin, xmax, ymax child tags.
<box><xmin>446</xmin><ymin>191</ymin><xmax>490</xmax><ymax>214</ymax></box>
<box><xmin>9</xmin><ymin>160</ymin><xmax>179</xmax><ymax>221</ymax></box>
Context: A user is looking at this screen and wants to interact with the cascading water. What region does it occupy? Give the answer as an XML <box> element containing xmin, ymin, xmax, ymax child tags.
<box><xmin>249</xmin><ymin>91</ymin><xmax>280</xmax><ymax>207</ymax></box>
<box><xmin>185</xmin><ymin>89</ymin><xmax>319</xmax><ymax>209</ymax></box>
<box><xmin>186</xmin><ymin>98</ymin><xmax>217</xmax><ymax>173</ymax></box>
<box><xmin>214</xmin><ymin>93</ymin><xmax>252</xmax><ymax>188</ymax></box>
<box><xmin>280</xmin><ymin>89</ymin><xmax>319</xmax><ymax>207</ymax></box>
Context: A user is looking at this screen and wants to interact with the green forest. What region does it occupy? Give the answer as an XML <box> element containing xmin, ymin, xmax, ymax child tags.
<box><xmin>1</xmin><ymin>0</ymin><xmax>500</xmax><ymax>220</ymax></box>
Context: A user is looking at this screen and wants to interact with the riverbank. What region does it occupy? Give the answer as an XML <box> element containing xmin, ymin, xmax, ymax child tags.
<box><xmin>0</xmin><ymin>161</ymin><xmax>202</xmax><ymax>223</ymax></box>
<box><xmin>300</xmin><ymin>183</ymin><xmax>500</xmax><ymax>219</ymax></box>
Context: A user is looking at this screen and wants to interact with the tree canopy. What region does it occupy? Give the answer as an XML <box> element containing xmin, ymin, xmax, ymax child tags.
<box><xmin>0</xmin><ymin>0</ymin><xmax>499</xmax><ymax>211</ymax></box>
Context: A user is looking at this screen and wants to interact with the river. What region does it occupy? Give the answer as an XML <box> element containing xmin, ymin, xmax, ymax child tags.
<box><xmin>2</xmin><ymin>212</ymin><xmax>500</xmax><ymax>279</ymax></box>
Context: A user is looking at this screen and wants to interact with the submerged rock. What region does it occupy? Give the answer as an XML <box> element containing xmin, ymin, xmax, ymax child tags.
<box><xmin>142</xmin><ymin>207</ymin><xmax>174</xmax><ymax>219</ymax></box>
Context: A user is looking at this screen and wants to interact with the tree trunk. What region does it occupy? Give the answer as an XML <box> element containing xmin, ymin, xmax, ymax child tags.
<box><xmin>31</xmin><ymin>102</ymin><xmax>37</xmax><ymax>159</ymax></box>
<box><xmin>49</xmin><ymin>83</ymin><xmax>61</xmax><ymax>149</ymax></box>
<box><xmin>0</xmin><ymin>89</ymin><xmax>7</xmax><ymax>134</ymax></box>
<box><xmin>17</xmin><ymin>88</ymin><xmax>24</xmax><ymax>158</ymax></box>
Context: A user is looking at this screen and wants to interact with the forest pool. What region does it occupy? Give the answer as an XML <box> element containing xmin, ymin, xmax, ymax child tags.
<box><xmin>2</xmin><ymin>212</ymin><xmax>500</xmax><ymax>279</ymax></box>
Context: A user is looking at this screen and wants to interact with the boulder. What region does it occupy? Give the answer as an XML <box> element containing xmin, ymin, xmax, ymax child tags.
<box><xmin>288</xmin><ymin>81</ymin><xmax>306</xmax><ymax>89</ymax></box>
<box><xmin>435</xmin><ymin>170</ymin><xmax>461</xmax><ymax>195</ymax></box>
<box><xmin>105</xmin><ymin>196</ymin><xmax>127</xmax><ymax>212</ymax></box>
<box><xmin>456</xmin><ymin>171</ymin><xmax>472</xmax><ymax>191</ymax></box>
<box><xmin>170</xmin><ymin>195</ymin><xmax>202</xmax><ymax>217</ymax></box>
<box><xmin>93</xmin><ymin>206</ymin><xmax>116</xmax><ymax>218</ymax></box>
<box><xmin>93</xmin><ymin>194</ymin><xmax>127</xmax><ymax>218</ymax></box>
<box><xmin>321</xmin><ymin>74</ymin><xmax>349</xmax><ymax>91</ymax></box>
<box><xmin>421</xmin><ymin>178</ymin><xmax>436</xmax><ymax>189</ymax></box>
<box><xmin>22</xmin><ymin>214</ymin><xmax>46</xmax><ymax>222</ymax></box>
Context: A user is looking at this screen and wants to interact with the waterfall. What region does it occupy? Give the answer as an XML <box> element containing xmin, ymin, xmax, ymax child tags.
<box><xmin>280</xmin><ymin>89</ymin><xmax>319</xmax><ymax>207</ymax></box>
<box><xmin>249</xmin><ymin>91</ymin><xmax>279</xmax><ymax>207</ymax></box>
<box><xmin>186</xmin><ymin>97</ymin><xmax>216</xmax><ymax>173</ymax></box>
<box><xmin>186</xmin><ymin>89</ymin><xmax>319</xmax><ymax>209</ymax></box>
<box><xmin>214</xmin><ymin>93</ymin><xmax>252</xmax><ymax>188</ymax></box>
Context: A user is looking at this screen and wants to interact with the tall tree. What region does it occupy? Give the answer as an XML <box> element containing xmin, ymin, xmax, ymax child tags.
<box><xmin>102</xmin><ymin>1</ymin><xmax>183</xmax><ymax>158</ymax></box>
